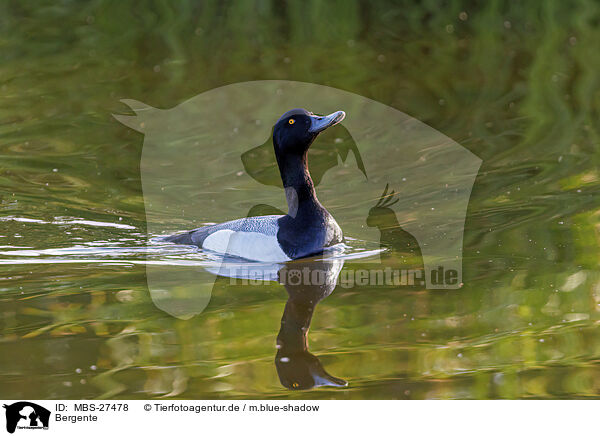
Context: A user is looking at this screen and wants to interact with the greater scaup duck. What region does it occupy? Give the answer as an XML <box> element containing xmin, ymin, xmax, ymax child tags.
<box><xmin>165</xmin><ymin>108</ymin><xmax>346</xmax><ymax>262</ymax></box>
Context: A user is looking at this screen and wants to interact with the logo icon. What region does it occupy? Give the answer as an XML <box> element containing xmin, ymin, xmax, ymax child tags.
<box><xmin>3</xmin><ymin>402</ymin><xmax>50</xmax><ymax>434</ymax></box>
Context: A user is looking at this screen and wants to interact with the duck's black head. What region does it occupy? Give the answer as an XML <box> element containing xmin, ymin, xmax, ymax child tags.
<box><xmin>272</xmin><ymin>108</ymin><xmax>345</xmax><ymax>157</ymax></box>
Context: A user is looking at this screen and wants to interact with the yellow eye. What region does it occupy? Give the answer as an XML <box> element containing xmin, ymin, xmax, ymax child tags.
<box><xmin>288</xmin><ymin>119</ymin><xmax>295</xmax><ymax>125</ymax></box>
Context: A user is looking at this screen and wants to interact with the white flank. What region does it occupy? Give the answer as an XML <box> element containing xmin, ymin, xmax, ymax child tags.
<box><xmin>202</xmin><ymin>230</ymin><xmax>291</xmax><ymax>262</ymax></box>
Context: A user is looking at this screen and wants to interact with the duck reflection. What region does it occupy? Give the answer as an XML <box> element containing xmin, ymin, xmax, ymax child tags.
<box><xmin>275</xmin><ymin>259</ymin><xmax>347</xmax><ymax>390</ymax></box>
<box><xmin>202</xmin><ymin>256</ymin><xmax>347</xmax><ymax>391</ymax></box>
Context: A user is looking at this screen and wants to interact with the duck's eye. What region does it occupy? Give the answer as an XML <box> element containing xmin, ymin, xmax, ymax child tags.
<box><xmin>288</xmin><ymin>119</ymin><xmax>295</xmax><ymax>125</ymax></box>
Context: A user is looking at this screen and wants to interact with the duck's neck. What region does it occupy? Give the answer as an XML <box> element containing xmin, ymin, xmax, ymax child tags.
<box><xmin>277</xmin><ymin>152</ymin><xmax>321</xmax><ymax>217</ymax></box>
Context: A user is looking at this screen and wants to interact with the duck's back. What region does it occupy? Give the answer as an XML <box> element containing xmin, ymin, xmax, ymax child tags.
<box><xmin>164</xmin><ymin>215</ymin><xmax>290</xmax><ymax>262</ymax></box>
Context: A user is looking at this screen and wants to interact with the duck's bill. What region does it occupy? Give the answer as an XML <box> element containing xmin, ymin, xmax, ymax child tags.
<box><xmin>308</xmin><ymin>110</ymin><xmax>346</xmax><ymax>133</ymax></box>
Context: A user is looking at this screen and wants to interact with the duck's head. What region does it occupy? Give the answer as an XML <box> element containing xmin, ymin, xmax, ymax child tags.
<box><xmin>273</xmin><ymin>108</ymin><xmax>345</xmax><ymax>157</ymax></box>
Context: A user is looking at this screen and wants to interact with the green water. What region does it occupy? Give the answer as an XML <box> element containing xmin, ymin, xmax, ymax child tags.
<box><xmin>2</xmin><ymin>0</ymin><xmax>600</xmax><ymax>399</ymax></box>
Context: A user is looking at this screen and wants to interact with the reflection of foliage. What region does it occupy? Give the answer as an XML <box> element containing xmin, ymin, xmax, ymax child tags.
<box><xmin>4</xmin><ymin>262</ymin><xmax>600</xmax><ymax>399</ymax></box>
<box><xmin>1</xmin><ymin>0</ymin><xmax>600</xmax><ymax>399</ymax></box>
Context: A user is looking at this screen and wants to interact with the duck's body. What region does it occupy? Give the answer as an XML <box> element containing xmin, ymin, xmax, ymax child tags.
<box><xmin>164</xmin><ymin>108</ymin><xmax>345</xmax><ymax>261</ymax></box>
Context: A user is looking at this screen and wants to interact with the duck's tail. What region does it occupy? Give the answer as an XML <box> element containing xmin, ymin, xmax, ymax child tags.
<box><xmin>162</xmin><ymin>232</ymin><xmax>194</xmax><ymax>245</ymax></box>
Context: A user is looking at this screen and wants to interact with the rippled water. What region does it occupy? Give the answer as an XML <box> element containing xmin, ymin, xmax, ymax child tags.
<box><xmin>2</xmin><ymin>1</ymin><xmax>600</xmax><ymax>399</ymax></box>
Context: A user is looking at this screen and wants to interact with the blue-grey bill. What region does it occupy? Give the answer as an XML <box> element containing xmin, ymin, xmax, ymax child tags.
<box><xmin>309</xmin><ymin>111</ymin><xmax>346</xmax><ymax>133</ymax></box>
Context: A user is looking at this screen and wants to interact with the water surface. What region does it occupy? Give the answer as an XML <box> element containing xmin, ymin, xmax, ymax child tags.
<box><xmin>2</xmin><ymin>1</ymin><xmax>600</xmax><ymax>399</ymax></box>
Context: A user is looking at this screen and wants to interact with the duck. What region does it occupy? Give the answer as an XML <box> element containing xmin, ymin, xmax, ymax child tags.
<box><xmin>164</xmin><ymin>108</ymin><xmax>346</xmax><ymax>262</ymax></box>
